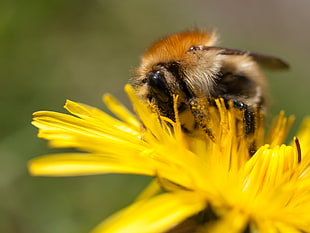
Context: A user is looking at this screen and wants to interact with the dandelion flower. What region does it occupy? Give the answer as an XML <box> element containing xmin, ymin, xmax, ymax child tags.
<box><xmin>28</xmin><ymin>85</ymin><xmax>310</xmax><ymax>233</ymax></box>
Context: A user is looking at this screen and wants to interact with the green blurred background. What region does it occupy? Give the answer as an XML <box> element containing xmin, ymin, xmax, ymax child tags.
<box><xmin>1</xmin><ymin>0</ymin><xmax>309</xmax><ymax>232</ymax></box>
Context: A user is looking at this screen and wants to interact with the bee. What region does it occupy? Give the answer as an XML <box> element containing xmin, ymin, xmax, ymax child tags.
<box><xmin>132</xmin><ymin>29</ymin><xmax>289</xmax><ymax>136</ymax></box>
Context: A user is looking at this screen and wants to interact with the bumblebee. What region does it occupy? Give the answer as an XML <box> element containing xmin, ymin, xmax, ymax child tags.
<box><xmin>132</xmin><ymin>30</ymin><xmax>289</xmax><ymax>135</ymax></box>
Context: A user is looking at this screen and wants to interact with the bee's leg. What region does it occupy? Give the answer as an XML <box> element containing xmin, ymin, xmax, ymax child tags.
<box><xmin>228</xmin><ymin>99</ymin><xmax>256</xmax><ymax>136</ymax></box>
<box><xmin>222</xmin><ymin>98</ymin><xmax>260</xmax><ymax>156</ymax></box>
<box><xmin>188</xmin><ymin>97</ymin><xmax>215</xmax><ymax>141</ymax></box>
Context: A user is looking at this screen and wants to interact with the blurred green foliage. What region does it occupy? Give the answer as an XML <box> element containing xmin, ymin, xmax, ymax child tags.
<box><xmin>0</xmin><ymin>0</ymin><xmax>309</xmax><ymax>233</ymax></box>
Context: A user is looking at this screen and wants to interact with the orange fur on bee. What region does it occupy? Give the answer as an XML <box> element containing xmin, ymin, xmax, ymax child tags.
<box><xmin>141</xmin><ymin>30</ymin><xmax>217</xmax><ymax>68</ymax></box>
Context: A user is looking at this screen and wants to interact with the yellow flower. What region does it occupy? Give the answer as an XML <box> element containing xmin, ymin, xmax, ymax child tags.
<box><xmin>28</xmin><ymin>85</ymin><xmax>310</xmax><ymax>233</ymax></box>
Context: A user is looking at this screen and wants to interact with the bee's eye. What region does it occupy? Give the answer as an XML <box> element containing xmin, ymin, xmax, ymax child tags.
<box><xmin>188</xmin><ymin>45</ymin><xmax>203</xmax><ymax>52</ymax></box>
<box><xmin>147</xmin><ymin>70</ymin><xmax>170</xmax><ymax>102</ymax></box>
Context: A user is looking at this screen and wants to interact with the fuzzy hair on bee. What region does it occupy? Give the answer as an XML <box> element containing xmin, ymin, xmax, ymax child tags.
<box><xmin>132</xmin><ymin>29</ymin><xmax>289</xmax><ymax>136</ymax></box>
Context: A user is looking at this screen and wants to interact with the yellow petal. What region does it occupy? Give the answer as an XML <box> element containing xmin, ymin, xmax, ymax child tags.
<box><xmin>125</xmin><ymin>84</ymin><xmax>169</xmax><ymax>142</ymax></box>
<box><xmin>267</xmin><ymin>111</ymin><xmax>295</xmax><ymax>147</ymax></box>
<box><xmin>103</xmin><ymin>94</ymin><xmax>141</xmax><ymax>130</ymax></box>
<box><xmin>64</xmin><ymin>99</ymin><xmax>141</xmax><ymax>139</ymax></box>
<box><xmin>32</xmin><ymin>110</ymin><xmax>145</xmax><ymax>153</ymax></box>
<box><xmin>91</xmin><ymin>191</ymin><xmax>206</xmax><ymax>233</ymax></box>
<box><xmin>135</xmin><ymin>179</ymin><xmax>161</xmax><ymax>201</ymax></box>
<box><xmin>28</xmin><ymin>153</ymin><xmax>156</xmax><ymax>177</ymax></box>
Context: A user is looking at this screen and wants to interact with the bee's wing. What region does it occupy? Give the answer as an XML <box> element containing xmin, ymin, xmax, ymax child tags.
<box><xmin>205</xmin><ymin>46</ymin><xmax>289</xmax><ymax>70</ymax></box>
